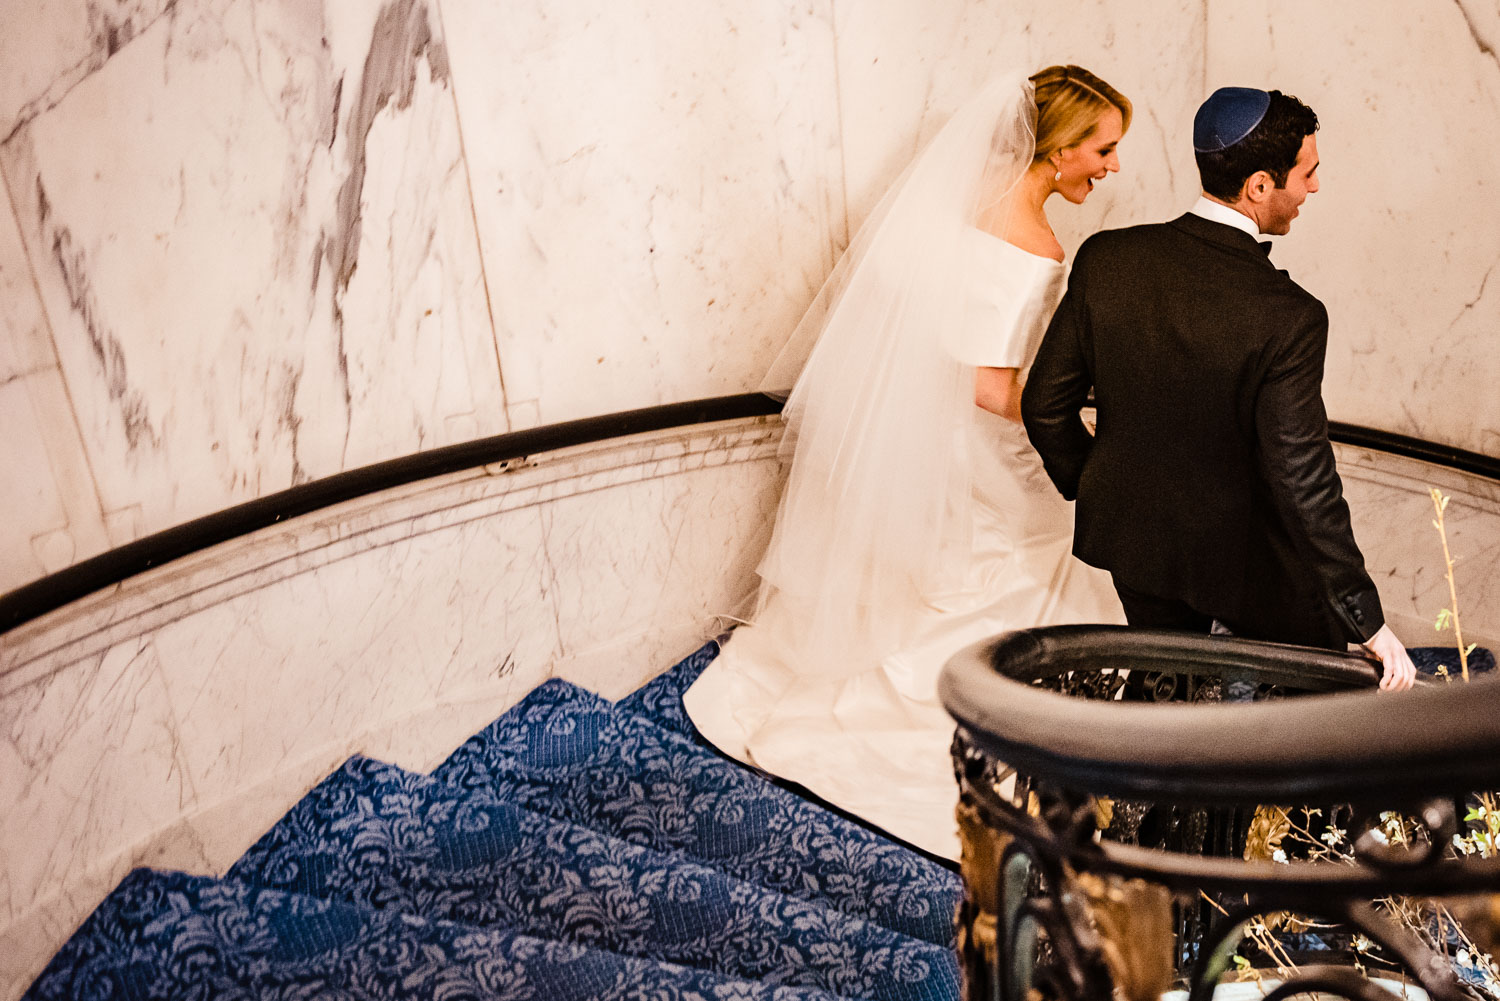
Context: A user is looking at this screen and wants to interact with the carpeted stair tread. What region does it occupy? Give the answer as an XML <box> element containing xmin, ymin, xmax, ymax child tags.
<box><xmin>23</xmin><ymin>868</ymin><xmax>849</xmax><ymax>1001</ymax></box>
<box><xmin>229</xmin><ymin>755</ymin><xmax>958</xmax><ymax>1001</ymax></box>
<box><xmin>433</xmin><ymin>678</ymin><xmax>962</xmax><ymax>947</ymax></box>
<box><xmin>614</xmin><ymin>639</ymin><xmax>721</xmax><ymax>735</ymax></box>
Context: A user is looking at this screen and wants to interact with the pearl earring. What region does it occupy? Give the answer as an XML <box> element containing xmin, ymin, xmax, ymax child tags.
<box><xmin>1054</xmin><ymin>169</ymin><xmax>1062</xmax><ymax>182</ymax></box>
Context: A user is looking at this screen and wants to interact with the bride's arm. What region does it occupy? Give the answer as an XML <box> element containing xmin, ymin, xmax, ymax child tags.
<box><xmin>975</xmin><ymin>366</ymin><xmax>1024</xmax><ymax>422</ymax></box>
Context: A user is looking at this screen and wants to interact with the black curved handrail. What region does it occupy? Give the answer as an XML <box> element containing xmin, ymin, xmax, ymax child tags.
<box><xmin>0</xmin><ymin>398</ymin><xmax>1491</xmax><ymax>636</ymax></box>
<box><xmin>1329</xmin><ymin>420</ymin><xmax>1500</xmax><ymax>481</ymax></box>
<box><xmin>943</xmin><ymin>624</ymin><xmax>1500</xmax><ymax>1001</ymax></box>
<box><xmin>939</xmin><ymin>625</ymin><xmax>1500</xmax><ymax>806</ymax></box>
<box><xmin>0</xmin><ymin>394</ymin><xmax>782</xmax><ymax>635</ymax></box>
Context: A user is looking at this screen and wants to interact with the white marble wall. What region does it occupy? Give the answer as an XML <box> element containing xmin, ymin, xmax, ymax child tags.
<box><xmin>2</xmin><ymin>0</ymin><xmax>1497</xmax><ymax>597</ymax></box>
<box><xmin>1</xmin><ymin>0</ymin><xmax>1209</xmax><ymax>594</ymax></box>
<box><xmin>1338</xmin><ymin>443</ymin><xmax>1500</xmax><ymax>656</ymax></box>
<box><xmin>1</xmin><ymin>0</ymin><xmax>507</xmax><ymax>596</ymax></box>
<box><xmin>0</xmin><ymin>178</ymin><xmax>110</xmax><ymax>584</ymax></box>
<box><xmin>0</xmin><ymin>417</ymin><xmax>784</xmax><ymax>1000</ymax></box>
<box><xmin>440</xmin><ymin>0</ymin><xmax>846</xmax><ymax>429</ymax></box>
<box><xmin>833</xmin><ymin>0</ymin><xmax>1206</xmax><ymax>250</ymax></box>
<box><xmin>1208</xmin><ymin>0</ymin><xmax>1500</xmax><ymax>457</ymax></box>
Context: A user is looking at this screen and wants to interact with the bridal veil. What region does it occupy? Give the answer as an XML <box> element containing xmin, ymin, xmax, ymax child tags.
<box><xmin>753</xmin><ymin>74</ymin><xmax>1039</xmax><ymax>672</ymax></box>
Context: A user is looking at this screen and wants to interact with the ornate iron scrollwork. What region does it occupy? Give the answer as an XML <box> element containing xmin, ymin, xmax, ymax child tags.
<box><xmin>942</xmin><ymin>626</ymin><xmax>1500</xmax><ymax>1001</ymax></box>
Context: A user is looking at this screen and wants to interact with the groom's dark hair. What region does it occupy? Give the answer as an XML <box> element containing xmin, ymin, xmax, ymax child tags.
<box><xmin>1196</xmin><ymin>91</ymin><xmax>1319</xmax><ymax>201</ymax></box>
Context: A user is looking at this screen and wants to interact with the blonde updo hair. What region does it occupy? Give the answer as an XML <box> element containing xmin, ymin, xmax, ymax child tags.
<box><xmin>1029</xmin><ymin>65</ymin><xmax>1132</xmax><ymax>164</ymax></box>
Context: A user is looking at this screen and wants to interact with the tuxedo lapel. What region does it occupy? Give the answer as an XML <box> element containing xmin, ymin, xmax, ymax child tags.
<box><xmin>1167</xmin><ymin>212</ymin><xmax>1276</xmax><ymax>270</ymax></box>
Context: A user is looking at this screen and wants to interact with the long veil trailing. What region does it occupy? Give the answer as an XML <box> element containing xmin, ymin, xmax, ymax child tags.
<box><xmin>752</xmin><ymin>74</ymin><xmax>1039</xmax><ymax>672</ymax></box>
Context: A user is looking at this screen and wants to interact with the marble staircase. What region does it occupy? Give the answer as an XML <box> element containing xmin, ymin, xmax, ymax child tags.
<box><xmin>21</xmin><ymin>638</ymin><xmax>1494</xmax><ymax>1000</ymax></box>
<box><xmin>21</xmin><ymin>642</ymin><xmax>963</xmax><ymax>1000</ymax></box>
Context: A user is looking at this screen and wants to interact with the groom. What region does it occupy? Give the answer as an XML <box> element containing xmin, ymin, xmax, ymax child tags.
<box><xmin>1021</xmin><ymin>86</ymin><xmax>1416</xmax><ymax>691</ymax></box>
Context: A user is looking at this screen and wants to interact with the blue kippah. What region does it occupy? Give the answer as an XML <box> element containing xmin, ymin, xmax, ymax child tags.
<box><xmin>1194</xmin><ymin>87</ymin><xmax>1271</xmax><ymax>152</ymax></box>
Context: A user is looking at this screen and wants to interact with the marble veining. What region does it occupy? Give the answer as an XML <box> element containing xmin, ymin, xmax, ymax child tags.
<box><xmin>6</xmin><ymin>0</ymin><xmax>1496</xmax><ymax>604</ymax></box>
<box><xmin>0</xmin><ymin>0</ymin><xmax>508</xmax><ymax>577</ymax></box>
<box><xmin>1451</xmin><ymin>0</ymin><xmax>1500</xmax><ymax>71</ymax></box>
<box><xmin>0</xmin><ymin>179</ymin><xmax>51</xmax><ymax>383</ymax></box>
<box><xmin>0</xmin><ymin>636</ymin><xmax>196</xmax><ymax>954</ymax></box>
<box><xmin>0</xmin><ymin>168</ymin><xmax>110</xmax><ymax>593</ymax></box>
<box><xmin>0</xmin><ymin>0</ymin><xmax>177</xmax><ymax>142</ymax></box>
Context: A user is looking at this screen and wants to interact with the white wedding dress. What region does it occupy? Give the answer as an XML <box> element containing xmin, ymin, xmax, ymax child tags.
<box><xmin>685</xmin><ymin>229</ymin><xmax>1124</xmax><ymax>860</ymax></box>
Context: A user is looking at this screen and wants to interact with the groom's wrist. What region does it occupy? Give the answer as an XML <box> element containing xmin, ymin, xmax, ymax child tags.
<box><xmin>1337</xmin><ymin>588</ymin><xmax>1384</xmax><ymax>644</ymax></box>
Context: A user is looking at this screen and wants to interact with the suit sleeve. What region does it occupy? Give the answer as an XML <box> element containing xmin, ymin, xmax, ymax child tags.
<box><xmin>1022</xmin><ymin>244</ymin><xmax>1096</xmax><ymax>500</ymax></box>
<box><xmin>1254</xmin><ymin>299</ymin><xmax>1384</xmax><ymax>642</ymax></box>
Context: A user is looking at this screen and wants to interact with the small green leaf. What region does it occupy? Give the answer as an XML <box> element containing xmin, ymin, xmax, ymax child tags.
<box><xmin>1234</xmin><ymin>956</ymin><xmax>1252</xmax><ymax>971</ymax></box>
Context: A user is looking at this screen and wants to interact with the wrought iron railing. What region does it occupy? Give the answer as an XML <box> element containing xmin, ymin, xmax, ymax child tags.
<box><xmin>940</xmin><ymin>625</ymin><xmax>1500</xmax><ymax>1001</ymax></box>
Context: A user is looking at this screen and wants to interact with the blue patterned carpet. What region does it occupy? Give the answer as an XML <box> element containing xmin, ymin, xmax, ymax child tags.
<box><xmin>24</xmin><ymin>641</ymin><xmax>963</xmax><ymax>1001</ymax></box>
<box><xmin>24</xmin><ymin>639</ymin><xmax>1491</xmax><ymax>1000</ymax></box>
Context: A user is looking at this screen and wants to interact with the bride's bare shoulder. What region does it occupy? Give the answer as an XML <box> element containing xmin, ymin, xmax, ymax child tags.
<box><xmin>998</xmin><ymin>216</ymin><xmax>1065</xmax><ymax>263</ymax></box>
<box><xmin>974</xmin><ymin>205</ymin><xmax>1064</xmax><ymax>263</ymax></box>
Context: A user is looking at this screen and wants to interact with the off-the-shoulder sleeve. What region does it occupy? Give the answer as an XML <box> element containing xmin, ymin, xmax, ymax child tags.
<box><xmin>944</xmin><ymin>231</ymin><xmax>1066</xmax><ymax>368</ymax></box>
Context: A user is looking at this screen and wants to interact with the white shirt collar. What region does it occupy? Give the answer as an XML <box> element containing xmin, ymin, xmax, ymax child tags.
<box><xmin>1190</xmin><ymin>195</ymin><xmax>1261</xmax><ymax>239</ymax></box>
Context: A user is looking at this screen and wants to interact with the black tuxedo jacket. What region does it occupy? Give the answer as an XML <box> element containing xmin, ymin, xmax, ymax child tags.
<box><xmin>1021</xmin><ymin>212</ymin><xmax>1383</xmax><ymax>648</ymax></box>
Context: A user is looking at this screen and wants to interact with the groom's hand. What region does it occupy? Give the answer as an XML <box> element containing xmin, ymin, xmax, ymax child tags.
<box><xmin>1361</xmin><ymin>624</ymin><xmax>1417</xmax><ymax>691</ymax></box>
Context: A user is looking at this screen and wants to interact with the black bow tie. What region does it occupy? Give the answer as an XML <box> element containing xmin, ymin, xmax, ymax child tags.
<box><xmin>1258</xmin><ymin>241</ymin><xmax>1273</xmax><ymax>256</ymax></box>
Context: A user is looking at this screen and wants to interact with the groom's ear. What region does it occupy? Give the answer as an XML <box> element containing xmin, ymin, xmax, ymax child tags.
<box><xmin>1242</xmin><ymin>170</ymin><xmax>1274</xmax><ymax>204</ymax></box>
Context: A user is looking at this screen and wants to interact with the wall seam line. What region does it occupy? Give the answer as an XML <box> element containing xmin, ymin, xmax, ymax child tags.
<box><xmin>0</xmin><ymin>141</ymin><xmax>113</xmax><ymax>543</ymax></box>
<box><xmin>830</xmin><ymin>0</ymin><xmax>851</xmax><ymax>256</ymax></box>
<box><xmin>431</xmin><ymin>0</ymin><xmax>514</xmax><ymax>432</ymax></box>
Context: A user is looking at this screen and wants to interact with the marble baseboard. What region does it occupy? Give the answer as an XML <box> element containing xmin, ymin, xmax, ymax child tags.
<box><xmin>1</xmin><ymin>418</ymin><xmax>783</xmax><ymax>688</ymax></box>
<box><xmin>1336</xmin><ymin>443</ymin><xmax>1500</xmax><ymax>654</ymax></box>
<box><xmin>0</xmin><ymin>670</ymin><xmax>559</xmax><ymax>999</ymax></box>
<box><xmin>0</xmin><ymin>416</ymin><xmax>785</xmax><ymax>1001</ymax></box>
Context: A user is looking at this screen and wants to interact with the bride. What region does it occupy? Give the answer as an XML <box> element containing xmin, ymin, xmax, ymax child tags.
<box><xmin>686</xmin><ymin>66</ymin><xmax>1133</xmax><ymax>860</ymax></box>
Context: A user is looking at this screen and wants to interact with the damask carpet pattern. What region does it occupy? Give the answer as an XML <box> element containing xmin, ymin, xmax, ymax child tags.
<box><xmin>25</xmin><ymin>638</ymin><xmax>1488</xmax><ymax>1000</ymax></box>
<box><xmin>23</xmin><ymin>641</ymin><xmax>964</xmax><ymax>1001</ymax></box>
